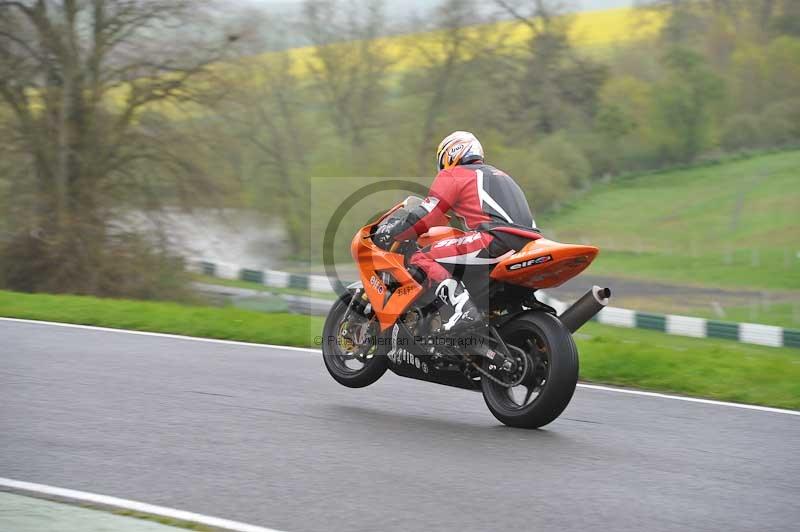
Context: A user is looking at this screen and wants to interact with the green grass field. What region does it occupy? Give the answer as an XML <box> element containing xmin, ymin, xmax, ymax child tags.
<box><xmin>2</xmin><ymin>290</ymin><xmax>797</xmax><ymax>409</ymax></box>
<box><xmin>577</xmin><ymin>322</ymin><xmax>799</xmax><ymax>409</ymax></box>
<box><xmin>0</xmin><ymin>290</ymin><xmax>324</xmax><ymax>347</ymax></box>
<box><xmin>609</xmin><ymin>293</ymin><xmax>800</xmax><ymax>329</ymax></box>
<box><xmin>689</xmin><ymin>302</ymin><xmax>800</xmax><ymax>329</ymax></box>
<box><xmin>545</xmin><ymin>151</ymin><xmax>800</xmax><ymax>291</ymax></box>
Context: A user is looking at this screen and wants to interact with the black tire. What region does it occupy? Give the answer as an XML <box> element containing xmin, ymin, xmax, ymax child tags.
<box><xmin>481</xmin><ymin>311</ymin><xmax>579</xmax><ymax>428</ymax></box>
<box><xmin>322</xmin><ymin>294</ymin><xmax>388</xmax><ymax>388</ymax></box>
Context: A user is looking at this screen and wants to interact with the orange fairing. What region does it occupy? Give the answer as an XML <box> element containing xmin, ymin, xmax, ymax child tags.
<box><xmin>351</xmin><ymin>226</ymin><xmax>424</xmax><ymax>331</ymax></box>
<box><xmin>491</xmin><ymin>239</ymin><xmax>599</xmax><ymax>289</ymax></box>
<box><xmin>417</xmin><ymin>226</ymin><xmax>466</xmax><ymax>249</ymax></box>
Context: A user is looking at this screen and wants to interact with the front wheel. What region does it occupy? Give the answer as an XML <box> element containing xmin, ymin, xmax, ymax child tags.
<box><xmin>322</xmin><ymin>293</ymin><xmax>388</xmax><ymax>388</ymax></box>
<box><xmin>481</xmin><ymin>312</ymin><xmax>579</xmax><ymax>428</ymax></box>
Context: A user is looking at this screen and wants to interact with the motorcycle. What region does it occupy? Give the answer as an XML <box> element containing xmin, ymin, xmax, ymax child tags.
<box><xmin>322</xmin><ymin>196</ymin><xmax>611</xmax><ymax>428</ymax></box>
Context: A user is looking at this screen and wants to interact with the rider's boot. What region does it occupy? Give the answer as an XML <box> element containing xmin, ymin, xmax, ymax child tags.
<box><xmin>435</xmin><ymin>279</ymin><xmax>484</xmax><ymax>333</ymax></box>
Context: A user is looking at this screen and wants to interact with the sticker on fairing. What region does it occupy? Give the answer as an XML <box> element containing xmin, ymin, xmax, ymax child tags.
<box><xmin>433</xmin><ymin>232</ymin><xmax>482</xmax><ymax>248</ymax></box>
<box><xmin>506</xmin><ymin>254</ymin><xmax>553</xmax><ymax>271</ymax></box>
<box><xmin>420</xmin><ymin>197</ymin><xmax>440</xmax><ymax>213</ymax></box>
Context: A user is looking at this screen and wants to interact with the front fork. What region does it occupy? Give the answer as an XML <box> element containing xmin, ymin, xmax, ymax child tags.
<box><xmin>339</xmin><ymin>288</ymin><xmax>377</xmax><ymax>358</ymax></box>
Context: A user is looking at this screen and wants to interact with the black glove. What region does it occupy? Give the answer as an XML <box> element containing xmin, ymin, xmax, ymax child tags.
<box><xmin>374</xmin><ymin>218</ymin><xmax>404</xmax><ymax>250</ymax></box>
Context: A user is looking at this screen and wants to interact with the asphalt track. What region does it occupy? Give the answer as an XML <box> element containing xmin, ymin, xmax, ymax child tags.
<box><xmin>2</xmin><ymin>320</ymin><xmax>799</xmax><ymax>532</ymax></box>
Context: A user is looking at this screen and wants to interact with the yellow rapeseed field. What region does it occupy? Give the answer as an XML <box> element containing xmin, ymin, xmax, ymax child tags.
<box><xmin>273</xmin><ymin>7</ymin><xmax>663</xmax><ymax>76</ymax></box>
<box><xmin>103</xmin><ymin>7</ymin><xmax>664</xmax><ymax>117</ymax></box>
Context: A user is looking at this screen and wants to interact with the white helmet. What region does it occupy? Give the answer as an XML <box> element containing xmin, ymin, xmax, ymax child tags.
<box><xmin>436</xmin><ymin>131</ymin><xmax>484</xmax><ymax>171</ymax></box>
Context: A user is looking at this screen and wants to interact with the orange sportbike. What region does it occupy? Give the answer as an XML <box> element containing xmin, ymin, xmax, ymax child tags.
<box><xmin>322</xmin><ymin>196</ymin><xmax>611</xmax><ymax>428</ymax></box>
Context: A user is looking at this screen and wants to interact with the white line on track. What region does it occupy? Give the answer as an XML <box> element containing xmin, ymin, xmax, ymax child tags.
<box><xmin>0</xmin><ymin>477</ymin><xmax>287</xmax><ymax>532</ymax></box>
<box><xmin>575</xmin><ymin>383</ymin><xmax>799</xmax><ymax>416</ymax></box>
<box><xmin>2</xmin><ymin>316</ymin><xmax>799</xmax><ymax>417</ymax></box>
<box><xmin>0</xmin><ymin>317</ymin><xmax>316</xmax><ymax>353</ymax></box>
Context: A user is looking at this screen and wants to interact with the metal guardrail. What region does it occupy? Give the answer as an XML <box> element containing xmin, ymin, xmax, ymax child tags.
<box><xmin>191</xmin><ymin>260</ymin><xmax>800</xmax><ymax>349</ymax></box>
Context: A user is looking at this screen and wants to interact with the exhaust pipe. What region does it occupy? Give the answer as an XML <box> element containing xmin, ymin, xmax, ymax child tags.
<box><xmin>559</xmin><ymin>286</ymin><xmax>611</xmax><ymax>333</ymax></box>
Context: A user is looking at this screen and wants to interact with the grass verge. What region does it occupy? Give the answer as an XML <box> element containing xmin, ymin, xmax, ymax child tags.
<box><xmin>576</xmin><ymin>323</ymin><xmax>800</xmax><ymax>410</ymax></box>
<box><xmin>1</xmin><ymin>290</ymin><xmax>797</xmax><ymax>409</ymax></box>
<box><xmin>0</xmin><ymin>290</ymin><xmax>324</xmax><ymax>347</ymax></box>
<box><xmin>110</xmin><ymin>508</ymin><xmax>212</xmax><ymax>531</ymax></box>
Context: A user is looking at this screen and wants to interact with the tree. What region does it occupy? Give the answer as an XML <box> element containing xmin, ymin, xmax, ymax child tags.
<box><xmin>402</xmin><ymin>0</ymin><xmax>500</xmax><ymax>175</ymax></box>
<box><xmin>771</xmin><ymin>1</ymin><xmax>800</xmax><ymax>37</ymax></box>
<box><xmin>653</xmin><ymin>47</ymin><xmax>724</xmax><ymax>162</ymax></box>
<box><xmin>591</xmin><ymin>75</ymin><xmax>659</xmax><ymax>171</ymax></box>
<box><xmin>764</xmin><ymin>35</ymin><xmax>800</xmax><ymax>102</ymax></box>
<box><xmin>639</xmin><ymin>1</ymin><xmax>800</xmax><ymax>46</ymax></box>
<box><xmin>720</xmin><ymin>113</ymin><xmax>762</xmax><ymax>151</ymax></box>
<box><xmin>0</xmin><ymin>0</ymin><xmax>239</xmax><ymax>295</ymax></box>
<box><xmin>300</xmin><ymin>0</ymin><xmax>393</xmax><ymax>156</ymax></box>
<box><xmin>220</xmin><ymin>20</ymin><xmax>314</xmax><ymax>259</ymax></box>
<box><xmin>533</xmin><ymin>134</ymin><xmax>591</xmax><ymax>188</ymax></box>
<box><xmin>490</xmin><ymin>0</ymin><xmax>608</xmax><ymax>139</ymax></box>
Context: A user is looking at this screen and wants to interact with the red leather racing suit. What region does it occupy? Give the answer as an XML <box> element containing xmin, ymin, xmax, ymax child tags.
<box><xmin>390</xmin><ymin>163</ymin><xmax>540</xmax><ymax>284</ymax></box>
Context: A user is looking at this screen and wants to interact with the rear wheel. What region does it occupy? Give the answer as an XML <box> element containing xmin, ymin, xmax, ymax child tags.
<box><xmin>322</xmin><ymin>293</ymin><xmax>388</xmax><ymax>388</ymax></box>
<box><xmin>481</xmin><ymin>312</ymin><xmax>578</xmax><ymax>428</ymax></box>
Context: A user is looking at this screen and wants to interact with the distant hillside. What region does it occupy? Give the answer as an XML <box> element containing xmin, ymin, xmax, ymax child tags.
<box><xmin>105</xmin><ymin>6</ymin><xmax>662</xmax><ymax>116</ymax></box>
<box><xmin>268</xmin><ymin>7</ymin><xmax>659</xmax><ymax>76</ymax></box>
<box><xmin>543</xmin><ymin>151</ymin><xmax>800</xmax><ymax>291</ymax></box>
<box><xmin>237</xmin><ymin>1</ymin><xmax>636</xmax><ymax>43</ymax></box>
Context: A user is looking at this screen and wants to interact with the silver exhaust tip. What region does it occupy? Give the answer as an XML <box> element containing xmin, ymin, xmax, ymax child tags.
<box><xmin>559</xmin><ymin>285</ymin><xmax>611</xmax><ymax>333</ymax></box>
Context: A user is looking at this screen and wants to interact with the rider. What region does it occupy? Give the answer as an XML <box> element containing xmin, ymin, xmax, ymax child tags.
<box><xmin>375</xmin><ymin>131</ymin><xmax>540</xmax><ymax>333</ymax></box>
